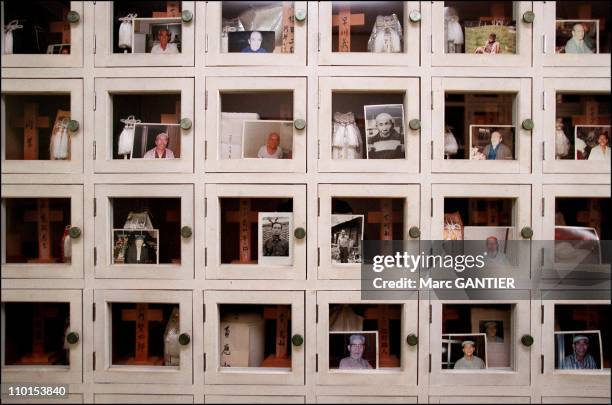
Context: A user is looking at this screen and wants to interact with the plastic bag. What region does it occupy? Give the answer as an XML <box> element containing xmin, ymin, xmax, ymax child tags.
<box><xmin>51</xmin><ymin>119</ymin><xmax>70</xmax><ymax>159</ymax></box>
<box><xmin>117</xmin><ymin>115</ymin><xmax>140</xmax><ymax>156</ymax></box>
<box><xmin>118</xmin><ymin>14</ymin><xmax>136</xmax><ymax>49</ymax></box>
<box><xmin>4</xmin><ymin>20</ymin><xmax>23</xmax><ymax>54</ymax></box>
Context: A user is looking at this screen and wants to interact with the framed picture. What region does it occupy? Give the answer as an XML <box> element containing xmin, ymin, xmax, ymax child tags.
<box><xmin>130</xmin><ymin>123</ymin><xmax>180</xmax><ymax>159</ymax></box>
<box><xmin>329</xmin><ymin>331</ymin><xmax>379</xmax><ymax>370</ymax></box>
<box><xmin>555</xmin><ymin>20</ymin><xmax>599</xmax><ymax>54</ymax></box>
<box><xmin>441</xmin><ymin>333</ymin><xmax>488</xmax><ymax>370</ymax></box>
<box><xmin>258</xmin><ymin>212</ymin><xmax>293</xmax><ymax>266</ymax></box>
<box><xmin>364</xmin><ymin>104</ymin><xmax>406</xmax><ymax>159</ymax></box>
<box><xmin>463</xmin><ymin>226</ymin><xmax>517</xmax><ymax>267</ymax></box>
<box><xmin>464</xmin><ymin>20</ymin><xmax>516</xmax><ymax>54</ymax></box>
<box><xmin>554</xmin><ymin>330</ymin><xmax>603</xmax><ymax>370</ymax></box>
<box><xmin>241</xmin><ymin>120</ymin><xmax>293</xmax><ymax>159</ymax></box>
<box><xmin>130</xmin><ymin>18</ymin><xmax>182</xmax><ymax>53</ymax></box>
<box><xmin>574</xmin><ymin>125</ymin><xmax>610</xmax><ymax>160</ymax></box>
<box><xmin>469</xmin><ymin>125</ymin><xmax>515</xmax><ymax>160</ymax></box>
<box><xmin>228</xmin><ymin>30</ymin><xmax>276</xmax><ymax>53</ymax></box>
<box><xmin>554</xmin><ymin>226</ymin><xmax>601</xmax><ymax>265</ymax></box>
<box><xmin>331</xmin><ymin>214</ymin><xmax>364</xmax><ymax>264</ymax></box>
<box><xmin>112</xmin><ymin>229</ymin><xmax>159</xmax><ymax>265</ymax></box>
<box><xmin>479</xmin><ymin>320</ymin><xmax>504</xmax><ymax>343</ymax></box>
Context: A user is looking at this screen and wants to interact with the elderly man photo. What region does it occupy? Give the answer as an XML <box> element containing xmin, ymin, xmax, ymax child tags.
<box><xmin>560</xmin><ymin>335</ymin><xmax>598</xmax><ymax>369</ymax></box>
<box><xmin>336</xmin><ymin>229</ymin><xmax>353</xmax><ymax>263</ymax></box>
<box><xmin>339</xmin><ymin>334</ymin><xmax>373</xmax><ymax>369</ymax></box>
<box><xmin>257</xmin><ymin>132</ymin><xmax>284</xmax><ymax>159</ymax></box>
<box><xmin>151</xmin><ymin>28</ymin><xmax>179</xmax><ymax>54</ymax></box>
<box><xmin>453</xmin><ymin>340</ymin><xmax>486</xmax><ymax>369</ymax></box>
<box><xmin>564</xmin><ymin>23</ymin><xmax>594</xmax><ymax>54</ymax></box>
<box><xmin>144</xmin><ymin>132</ymin><xmax>175</xmax><ymax>159</ymax></box>
<box><xmin>483</xmin><ymin>321</ymin><xmax>503</xmax><ymax>343</ymax></box>
<box><xmin>482</xmin><ymin>130</ymin><xmax>513</xmax><ymax>160</ymax></box>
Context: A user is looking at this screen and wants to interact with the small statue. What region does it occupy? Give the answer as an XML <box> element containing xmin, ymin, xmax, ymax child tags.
<box><xmin>164</xmin><ymin>307</ymin><xmax>180</xmax><ymax>366</ymax></box>
<box><xmin>555</xmin><ymin>118</ymin><xmax>570</xmax><ymax>159</ymax></box>
<box><xmin>367</xmin><ymin>14</ymin><xmax>403</xmax><ymax>53</ymax></box>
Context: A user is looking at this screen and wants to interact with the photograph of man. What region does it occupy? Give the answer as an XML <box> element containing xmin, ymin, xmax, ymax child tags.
<box><xmin>263</xmin><ymin>221</ymin><xmax>289</xmax><ymax>257</ymax></box>
<box><xmin>150</xmin><ymin>28</ymin><xmax>179</xmax><ymax>54</ymax></box>
<box><xmin>125</xmin><ymin>234</ymin><xmax>153</xmax><ymax>264</ymax></box>
<box><xmin>484</xmin><ymin>236</ymin><xmax>511</xmax><ymax>267</ymax></box>
<box><xmin>560</xmin><ymin>335</ymin><xmax>598</xmax><ymax>369</ymax></box>
<box><xmin>453</xmin><ymin>340</ymin><xmax>486</xmax><ymax>369</ymax></box>
<box><xmin>257</xmin><ymin>132</ymin><xmax>284</xmax><ymax>159</ymax></box>
<box><xmin>475</xmin><ymin>33</ymin><xmax>501</xmax><ymax>54</ymax></box>
<box><xmin>367</xmin><ymin>112</ymin><xmax>405</xmax><ymax>159</ymax></box>
<box><xmin>242</xmin><ymin>31</ymin><xmax>267</xmax><ymax>53</ymax></box>
<box><xmin>483</xmin><ymin>321</ymin><xmax>503</xmax><ymax>343</ymax></box>
<box><xmin>564</xmin><ymin>23</ymin><xmax>594</xmax><ymax>54</ymax></box>
<box><xmin>339</xmin><ymin>334</ymin><xmax>373</xmax><ymax>370</ymax></box>
<box><xmin>482</xmin><ymin>130</ymin><xmax>513</xmax><ymax>160</ymax></box>
<box><xmin>336</xmin><ymin>229</ymin><xmax>353</xmax><ymax>263</ymax></box>
<box><xmin>143</xmin><ymin>132</ymin><xmax>175</xmax><ymax>159</ymax></box>
<box><xmin>588</xmin><ymin>132</ymin><xmax>610</xmax><ymax>161</ymax></box>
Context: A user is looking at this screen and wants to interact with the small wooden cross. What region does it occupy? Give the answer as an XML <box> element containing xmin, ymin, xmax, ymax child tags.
<box><xmin>280</xmin><ymin>2</ymin><xmax>295</xmax><ymax>54</ymax></box>
<box><xmin>332</xmin><ymin>6</ymin><xmax>365</xmax><ymax>52</ymax></box>
<box><xmin>226</xmin><ymin>199</ymin><xmax>258</xmax><ymax>264</ymax></box>
<box><xmin>364</xmin><ymin>305</ymin><xmax>401</xmax><ymax>367</ymax></box>
<box><xmin>18</xmin><ymin>304</ymin><xmax>60</xmax><ymax>365</ymax></box>
<box><xmin>23</xmin><ymin>198</ymin><xmax>64</xmax><ymax>263</ymax></box>
<box><xmin>367</xmin><ymin>199</ymin><xmax>402</xmax><ymax>240</ymax></box>
<box><xmin>121</xmin><ymin>304</ymin><xmax>164</xmax><ymax>365</ymax></box>
<box><xmin>261</xmin><ymin>305</ymin><xmax>292</xmax><ymax>367</ymax></box>
<box><xmin>14</xmin><ymin>103</ymin><xmax>50</xmax><ymax>160</ymax></box>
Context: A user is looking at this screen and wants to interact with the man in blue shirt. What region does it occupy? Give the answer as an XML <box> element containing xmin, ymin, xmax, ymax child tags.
<box><xmin>242</xmin><ymin>31</ymin><xmax>267</xmax><ymax>53</ymax></box>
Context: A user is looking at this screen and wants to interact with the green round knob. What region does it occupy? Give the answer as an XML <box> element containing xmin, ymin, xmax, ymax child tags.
<box><xmin>181</xmin><ymin>226</ymin><xmax>192</xmax><ymax>238</ymax></box>
<box><xmin>294</xmin><ymin>227</ymin><xmax>306</xmax><ymax>240</ymax></box>
<box><xmin>408</xmin><ymin>226</ymin><xmax>421</xmax><ymax>239</ymax></box>
<box><xmin>409</xmin><ymin>10</ymin><xmax>421</xmax><ymax>23</ymax></box>
<box><xmin>68</xmin><ymin>120</ymin><xmax>79</xmax><ymax>132</ymax></box>
<box><xmin>180</xmin><ymin>118</ymin><xmax>192</xmax><ymax>130</ymax></box>
<box><xmin>179</xmin><ymin>333</ymin><xmax>191</xmax><ymax>346</ymax></box>
<box><xmin>66</xmin><ymin>331</ymin><xmax>79</xmax><ymax>344</ymax></box>
<box><xmin>521</xmin><ymin>226</ymin><xmax>533</xmax><ymax>239</ymax></box>
<box><xmin>521</xmin><ymin>334</ymin><xmax>534</xmax><ymax>347</ymax></box>
<box><xmin>69</xmin><ymin>227</ymin><xmax>81</xmax><ymax>239</ymax></box>
<box><xmin>292</xmin><ymin>334</ymin><xmax>304</xmax><ymax>347</ymax></box>
<box><xmin>522</xmin><ymin>11</ymin><xmax>535</xmax><ymax>24</ymax></box>
<box><xmin>408</xmin><ymin>119</ymin><xmax>421</xmax><ymax>130</ymax></box>
<box><xmin>294</xmin><ymin>119</ymin><xmax>306</xmax><ymax>130</ymax></box>
<box><xmin>295</xmin><ymin>9</ymin><xmax>307</xmax><ymax>22</ymax></box>
<box><xmin>406</xmin><ymin>334</ymin><xmax>418</xmax><ymax>346</ymax></box>
<box><xmin>522</xmin><ymin>119</ymin><xmax>534</xmax><ymax>130</ymax></box>
<box><xmin>181</xmin><ymin>10</ymin><xmax>193</xmax><ymax>23</ymax></box>
<box><xmin>67</xmin><ymin>11</ymin><xmax>80</xmax><ymax>24</ymax></box>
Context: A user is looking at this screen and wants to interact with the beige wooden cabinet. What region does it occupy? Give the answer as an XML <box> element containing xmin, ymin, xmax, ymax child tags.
<box><xmin>1</xmin><ymin>289</ymin><xmax>83</xmax><ymax>384</ymax></box>
<box><xmin>93</xmin><ymin>289</ymin><xmax>193</xmax><ymax>384</ymax></box>
<box><xmin>94</xmin><ymin>394</ymin><xmax>193</xmax><ymax>403</ymax></box>
<box><xmin>1</xmin><ymin>79</ymin><xmax>83</xmax><ymax>174</ymax></box>
<box><xmin>318</xmin><ymin>77</ymin><xmax>420</xmax><ymax>173</ymax></box>
<box><xmin>0</xmin><ymin>2</ymin><xmax>84</xmax><ymax>68</ymax></box>
<box><xmin>1</xmin><ymin>184</ymin><xmax>83</xmax><ymax>279</ymax></box>
<box><xmin>205</xmin><ymin>395</ymin><xmax>305</xmax><ymax>404</ymax></box>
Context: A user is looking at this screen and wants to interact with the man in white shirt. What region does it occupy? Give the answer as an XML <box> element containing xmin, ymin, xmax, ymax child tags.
<box><xmin>588</xmin><ymin>132</ymin><xmax>610</xmax><ymax>161</ymax></box>
<box><xmin>150</xmin><ymin>28</ymin><xmax>179</xmax><ymax>54</ymax></box>
<box><xmin>143</xmin><ymin>132</ymin><xmax>175</xmax><ymax>159</ymax></box>
<box><xmin>257</xmin><ymin>132</ymin><xmax>283</xmax><ymax>158</ymax></box>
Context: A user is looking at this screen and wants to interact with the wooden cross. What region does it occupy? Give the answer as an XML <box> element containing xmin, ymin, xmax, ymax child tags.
<box><xmin>226</xmin><ymin>199</ymin><xmax>258</xmax><ymax>264</ymax></box>
<box><xmin>572</xmin><ymin>100</ymin><xmax>609</xmax><ymax>126</ymax></box>
<box><xmin>367</xmin><ymin>199</ymin><xmax>402</xmax><ymax>240</ymax></box>
<box><xmin>14</xmin><ymin>103</ymin><xmax>50</xmax><ymax>160</ymax></box>
<box><xmin>24</xmin><ymin>199</ymin><xmax>64</xmax><ymax>263</ymax></box>
<box><xmin>261</xmin><ymin>305</ymin><xmax>292</xmax><ymax>368</ymax></box>
<box><xmin>332</xmin><ymin>6</ymin><xmax>365</xmax><ymax>52</ymax></box>
<box><xmin>18</xmin><ymin>304</ymin><xmax>59</xmax><ymax>365</ymax></box>
<box><xmin>364</xmin><ymin>305</ymin><xmax>401</xmax><ymax>367</ymax></box>
<box><xmin>121</xmin><ymin>304</ymin><xmax>164</xmax><ymax>365</ymax></box>
<box><xmin>280</xmin><ymin>2</ymin><xmax>295</xmax><ymax>53</ymax></box>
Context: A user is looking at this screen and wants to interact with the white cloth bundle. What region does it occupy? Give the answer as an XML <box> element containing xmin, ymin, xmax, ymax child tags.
<box><xmin>117</xmin><ymin>115</ymin><xmax>140</xmax><ymax>156</ymax></box>
<box><xmin>50</xmin><ymin>119</ymin><xmax>70</xmax><ymax>159</ymax></box>
<box><xmin>368</xmin><ymin>14</ymin><xmax>403</xmax><ymax>53</ymax></box>
<box><xmin>444</xmin><ymin>128</ymin><xmax>459</xmax><ymax>156</ymax></box>
<box><xmin>4</xmin><ymin>20</ymin><xmax>23</xmax><ymax>54</ymax></box>
<box><xmin>555</xmin><ymin>120</ymin><xmax>570</xmax><ymax>159</ymax></box>
<box><xmin>444</xmin><ymin>7</ymin><xmax>464</xmax><ymax>53</ymax></box>
<box><xmin>118</xmin><ymin>14</ymin><xmax>136</xmax><ymax>49</ymax></box>
<box><xmin>332</xmin><ymin>112</ymin><xmax>363</xmax><ymax>159</ymax></box>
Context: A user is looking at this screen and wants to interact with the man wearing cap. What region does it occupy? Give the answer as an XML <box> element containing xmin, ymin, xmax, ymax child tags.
<box><xmin>560</xmin><ymin>335</ymin><xmax>598</xmax><ymax>369</ymax></box>
<box><xmin>453</xmin><ymin>340</ymin><xmax>486</xmax><ymax>369</ymax></box>
<box><xmin>339</xmin><ymin>334</ymin><xmax>373</xmax><ymax>369</ymax></box>
<box><xmin>263</xmin><ymin>221</ymin><xmax>289</xmax><ymax>257</ymax></box>
<box><xmin>484</xmin><ymin>321</ymin><xmax>503</xmax><ymax>343</ymax></box>
<box><xmin>143</xmin><ymin>132</ymin><xmax>175</xmax><ymax>159</ymax></box>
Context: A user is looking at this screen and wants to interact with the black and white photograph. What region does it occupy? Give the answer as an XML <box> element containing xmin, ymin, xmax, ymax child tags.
<box><xmin>555</xmin><ymin>331</ymin><xmax>603</xmax><ymax>370</ymax></box>
<box><xmin>130</xmin><ymin>123</ymin><xmax>180</xmax><ymax>159</ymax></box>
<box><xmin>441</xmin><ymin>333</ymin><xmax>488</xmax><ymax>370</ymax></box>
<box><xmin>112</xmin><ymin>229</ymin><xmax>159</xmax><ymax>265</ymax></box>
<box><xmin>469</xmin><ymin>125</ymin><xmax>515</xmax><ymax>160</ymax></box>
<box><xmin>258</xmin><ymin>212</ymin><xmax>293</xmax><ymax>266</ymax></box>
<box><xmin>574</xmin><ymin>125</ymin><xmax>611</xmax><ymax>160</ymax></box>
<box><xmin>364</xmin><ymin>104</ymin><xmax>406</xmax><ymax>159</ymax></box>
<box><xmin>241</xmin><ymin>120</ymin><xmax>293</xmax><ymax>159</ymax></box>
<box><xmin>228</xmin><ymin>30</ymin><xmax>276</xmax><ymax>53</ymax></box>
<box><xmin>555</xmin><ymin>20</ymin><xmax>599</xmax><ymax>54</ymax></box>
<box><xmin>479</xmin><ymin>320</ymin><xmax>504</xmax><ymax>343</ymax></box>
<box><xmin>329</xmin><ymin>331</ymin><xmax>378</xmax><ymax>371</ymax></box>
<box><xmin>331</xmin><ymin>214</ymin><xmax>364</xmax><ymax>264</ymax></box>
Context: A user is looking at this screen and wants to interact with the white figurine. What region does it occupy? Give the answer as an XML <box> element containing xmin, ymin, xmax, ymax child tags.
<box><xmin>555</xmin><ymin>118</ymin><xmax>570</xmax><ymax>159</ymax></box>
<box><xmin>332</xmin><ymin>112</ymin><xmax>363</xmax><ymax>159</ymax></box>
<box><xmin>367</xmin><ymin>14</ymin><xmax>403</xmax><ymax>53</ymax></box>
<box><xmin>444</xmin><ymin>125</ymin><xmax>459</xmax><ymax>158</ymax></box>
<box><xmin>444</xmin><ymin>7</ymin><xmax>464</xmax><ymax>53</ymax></box>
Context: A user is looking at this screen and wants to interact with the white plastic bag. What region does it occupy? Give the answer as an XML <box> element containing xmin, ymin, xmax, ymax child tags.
<box><xmin>118</xmin><ymin>14</ymin><xmax>136</xmax><ymax>49</ymax></box>
<box><xmin>4</xmin><ymin>20</ymin><xmax>22</xmax><ymax>54</ymax></box>
<box><xmin>117</xmin><ymin>115</ymin><xmax>140</xmax><ymax>156</ymax></box>
<box><xmin>444</xmin><ymin>126</ymin><xmax>459</xmax><ymax>156</ymax></box>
